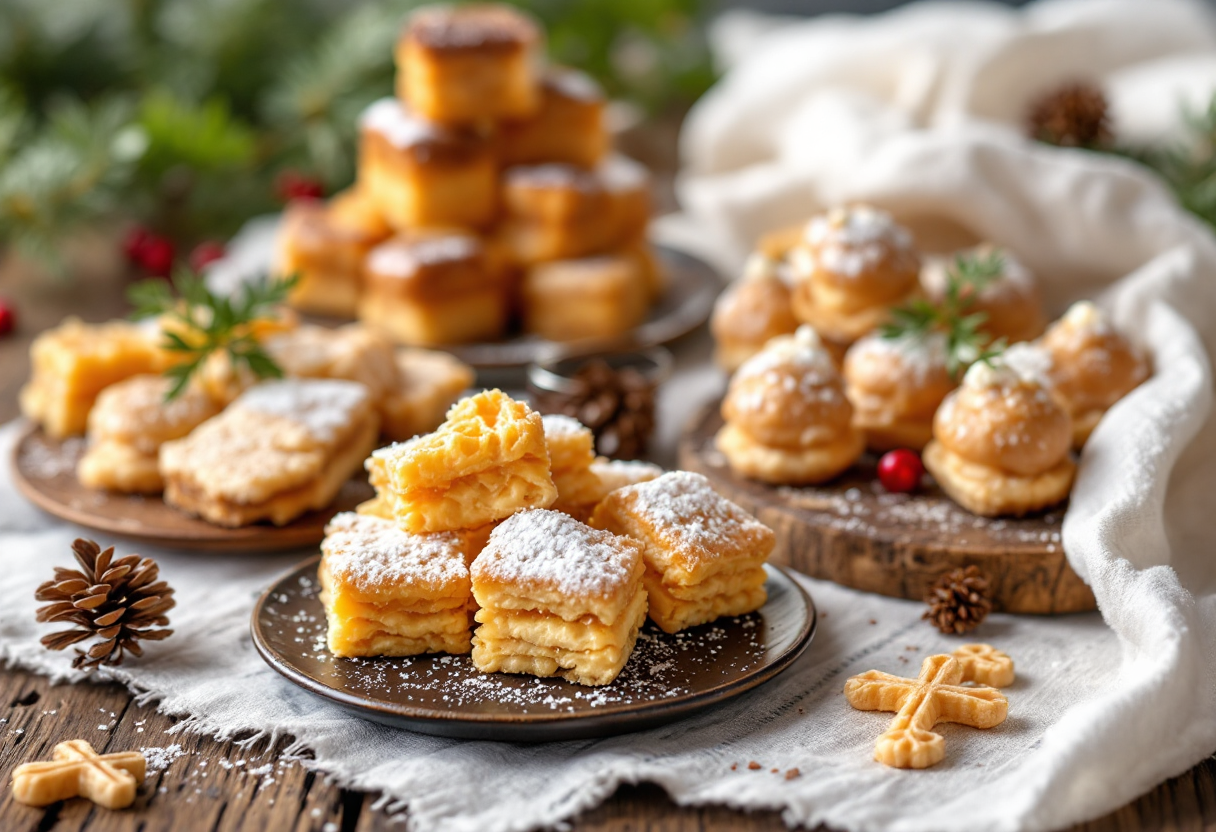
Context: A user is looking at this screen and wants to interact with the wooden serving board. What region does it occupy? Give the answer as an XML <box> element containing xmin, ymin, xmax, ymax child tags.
<box><xmin>11</xmin><ymin>425</ymin><xmax>374</xmax><ymax>553</ymax></box>
<box><xmin>679</xmin><ymin>400</ymin><xmax>1096</xmax><ymax>615</ymax></box>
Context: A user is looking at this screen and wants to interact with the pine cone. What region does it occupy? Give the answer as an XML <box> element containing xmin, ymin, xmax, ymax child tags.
<box><xmin>531</xmin><ymin>359</ymin><xmax>657</xmax><ymax>460</ymax></box>
<box><xmin>923</xmin><ymin>566</ymin><xmax>992</xmax><ymax>635</ymax></box>
<box><xmin>1027</xmin><ymin>82</ymin><xmax>1113</xmax><ymax>149</ymax></box>
<box><xmin>35</xmin><ymin>538</ymin><xmax>175</xmax><ymax>670</ymax></box>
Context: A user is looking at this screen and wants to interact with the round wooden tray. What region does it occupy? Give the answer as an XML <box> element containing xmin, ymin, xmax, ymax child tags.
<box><xmin>297</xmin><ymin>244</ymin><xmax>720</xmax><ymax>369</ymax></box>
<box><xmin>678</xmin><ymin>400</ymin><xmax>1095</xmax><ymax>615</ymax></box>
<box><xmin>11</xmin><ymin>425</ymin><xmax>373</xmax><ymax>553</ymax></box>
<box><xmin>252</xmin><ymin>558</ymin><xmax>815</xmax><ymax>742</ymax></box>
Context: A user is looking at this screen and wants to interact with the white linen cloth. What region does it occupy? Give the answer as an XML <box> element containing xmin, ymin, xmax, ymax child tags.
<box><xmin>3</xmin><ymin>1</ymin><xmax>1216</xmax><ymax>830</ymax></box>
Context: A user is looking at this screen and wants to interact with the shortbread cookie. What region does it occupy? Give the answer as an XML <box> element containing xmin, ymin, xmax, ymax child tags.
<box><xmin>11</xmin><ymin>740</ymin><xmax>146</xmax><ymax>810</ymax></box>
<box><xmin>319</xmin><ymin>512</ymin><xmax>480</xmax><ymax>657</ymax></box>
<box><xmin>470</xmin><ymin>509</ymin><xmax>647</xmax><ymax>686</ymax></box>
<box><xmin>77</xmin><ymin>375</ymin><xmax>220</xmax><ymax>494</ymax></box>
<box><xmin>396</xmin><ymin>4</ymin><xmax>542</xmax><ymax>125</ymax></box>
<box><xmin>160</xmin><ymin>379</ymin><xmax>378</xmax><ymax>527</ymax></box>
<box><xmin>590</xmin><ymin>471</ymin><xmax>774</xmax><ymax>633</ymax></box>
<box><xmin>845</xmin><ymin>654</ymin><xmax>1008</xmax><ymax>769</ymax></box>
<box><xmin>20</xmin><ymin>318</ymin><xmax>169</xmax><ymax>438</ymax></box>
<box><xmin>368</xmin><ymin>389</ymin><xmax>557</xmax><ymax>533</ymax></box>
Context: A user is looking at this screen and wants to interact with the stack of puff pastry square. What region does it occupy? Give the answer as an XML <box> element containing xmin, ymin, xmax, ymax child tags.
<box><xmin>320</xmin><ymin>512</ymin><xmax>481</xmax><ymax>657</ymax></box>
<box><xmin>590</xmin><ymin>471</ymin><xmax>774</xmax><ymax>633</ymax></box>
<box><xmin>364</xmin><ymin>389</ymin><xmax>557</xmax><ymax>533</ymax></box>
<box><xmin>470</xmin><ymin>508</ymin><xmax>647</xmax><ymax>686</ymax></box>
<box><xmin>541</xmin><ymin>414</ymin><xmax>604</xmax><ymax>521</ymax></box>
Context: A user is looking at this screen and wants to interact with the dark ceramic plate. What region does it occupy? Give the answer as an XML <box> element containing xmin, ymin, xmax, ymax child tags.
<box><xmin>251</xmin><ymin>558</ymin><xmax>816</xmax><ymax>741</ymax></box>
<box><xmin>11</xmin><ymin>425</ymin><xmax>374</xmax><ymax>553</ymax></box>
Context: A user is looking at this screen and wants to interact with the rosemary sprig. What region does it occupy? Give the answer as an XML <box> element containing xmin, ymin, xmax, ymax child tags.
<box><xmin>127</xmin><ymin>268</ymin><xmax>298</xmax><ymax>400</ymax></box>
<box><xmin>880</xmin><ymin>250</ymin><xmax>1007</xmax><ymax>378</ymax></box>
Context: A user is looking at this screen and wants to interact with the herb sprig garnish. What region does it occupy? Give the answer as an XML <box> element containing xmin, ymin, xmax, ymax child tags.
<box><xmin>880</xmin><ymin>250</ymin><xmax>1007</xmax><ymax>378</ymax></box>
<box><xmin>128</xmin><ymin>269</ymin><xmax>298</xmax><ymax>400</ymax></box>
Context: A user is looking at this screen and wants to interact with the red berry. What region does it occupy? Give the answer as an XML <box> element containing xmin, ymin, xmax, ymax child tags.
<box><xmin>122</xmin><ymin>225</ymin><xmax>152</xmax><ymax>263</ymax></box>
<box><xmin>877</xmin><ymin>449</ymin><xmax>924</xmax><ymax>494</ymax></box>
<box><xmin>139</xmin><ymin>235</ymin><xmax>176</xmax><ymax>276</ymax></box>
<box><xmin>189</xmin><ymin>240</ymin><xmax>227</xmax><ymax>272</ymax></box>
<box><xmin>275</xmin><ymin>170</ymin><xmax>324</xmax><ymax>202</ymax></box>
<box><xmin>0</xmin><ymin>300</ymin><xmax>14</xmax><ymax>337</ymax></box>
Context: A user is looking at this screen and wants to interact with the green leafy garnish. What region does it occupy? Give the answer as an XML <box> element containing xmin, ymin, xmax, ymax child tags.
<box><xmin>127</xmin><ymin>268</ymin><xmax>298</xmax><ymax>400</ymax></box>
<box><xmin>880</xmin><ymin>250</ymin><xmax>1007</xmax><ymax>378</ymax></box>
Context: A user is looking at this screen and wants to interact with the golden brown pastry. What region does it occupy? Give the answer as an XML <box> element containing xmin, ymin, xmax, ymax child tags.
<box><xmin>497</xmin><ymin>66</ymin><xmax>608</xmax><ymax>168</ymax></box>
<box><xmin>357</xmin><ymin>98</ymin><xmax>497</xmax><ymax>229</ymax></box>
<box><xmin>396</xmin><ymin>4</ymin><xmax>542</xmax><ymax>125</ymax></box>
<box><xmin>519</xmin><ymin>251</ymin><xmax>649</xmax><ymax>342</ymax></box>
<box><xmin>923</xmin><ymin>352</ymin><xmax>1075</xmax><ymax>517</ymax></box>
<box><xmin>921</xmin><ymin>245</ymin><xmax>1046</xmax><ymax>345</ymax></box>
<box><xmin>716</xmin><ymin>326</ymin><xmax>864</xmax><ymax>485</ymax></box>
<box><xmin>1038</xmin><ymin>301</ymin><xmax>1151</xmax><ymax>448</ymax></box>
<box><xmin>711</xmin><ymin>253</ymin><xmax>800</xmax><ymax>372</ymax></box>
<box><xmin>843</xmin><ymin>332</ymin><xmax>956</xmax><ymax>452</ymax></box>
<box><xmin>380</xmin><ymin>347</ymin><xmax>475</xmax><ymax>442</ymax></box>
<box><xmin>359</xmin><ymin>229</ymin><xmax>509</xmax><ymax>347</ymax></box>
<box><xmin>788</xmin><ymin>205</ymin><xmax>920</xmax><ymax>347</ymax></box>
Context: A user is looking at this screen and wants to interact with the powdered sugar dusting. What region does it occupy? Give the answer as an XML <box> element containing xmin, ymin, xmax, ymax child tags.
<box><xmin>734</xmin><ymin>326</ymin><xmax>837</xmax><ymax>386</ymax></box>
<box><xmin>235</xmin><ymin>379</ymin><xmax>370</xmax><ymax>443</ymax></box>
<box><xmin>542</xmin><ymin>414</ymin><xmax>589</xmax><ymax>438</ymax></box>
<box><xmin>1061</xmin><ymin>300</ymin><xmax>1113</xmax><ymax>335</ymax></box>
<box><xmin>360</xmin><ymin>98</ymin><xmax>446</xmax><ymax>149</ymax></box>
<box><xmin>323</xmin><ymin>513</ymin><xmax>468</xmax><ymax>593</ymax></box>
<box><xmin>367</xmin><ymin>235</ymin><xmax>480</xmax><ymax>277</ymax></box>
<box><xmin>619</xmin><ymin>472</ymin><xmax>768</xmax><ymax>555</ymax></box>
<box><xmin>802</xmin><ymin>205</ymin><xmax>913</xmax><ymax>277</ymax></box>
<box><xmin>473</xmin><ymin>509</ymin><xmax>640</xmax><ymax>598</ymax></box>
<box><xmin>546</xmin><ymin>67</ymin><xmax>603</xmax><ymax>102</ymax></box>
<box><xmin>853</xmin><ymin>331</ymin><xmax>948</xmax><ymax>381</ymax></box>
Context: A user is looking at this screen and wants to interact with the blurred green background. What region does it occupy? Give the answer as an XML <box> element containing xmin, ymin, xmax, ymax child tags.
<box><xmin>0</xmin><ymin>0</ymin><xmax>717</xmax><ymax>273</ymax></box>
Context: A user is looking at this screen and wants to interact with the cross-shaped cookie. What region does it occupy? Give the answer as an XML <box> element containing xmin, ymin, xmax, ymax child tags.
<box><xmin>11</xmin><ymin>740</ymin><xmax>146</xmax><ymax>809</ymax></box>
<box><xmin>845</xmin><ymin>654</ymin><xmax>1008</xmax><ymax>769</ymax></box>
<box><xmin>953</xmin><ymin>643</ymin><xmax>1015</xmax><ymax>688</ymax></box>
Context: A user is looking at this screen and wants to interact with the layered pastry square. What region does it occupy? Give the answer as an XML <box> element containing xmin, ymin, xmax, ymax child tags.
<box><xmin>520</xmin><ymin>252</ymin><xmax>649</xmax><ymax>342</ymax></box>
<box><xmin>497</xmin><ymin>67</ymin><xmax>607</xmax><ymax>168</ymax></box>
<box><xmin>358</xmin><ymin>98</ymin><xmax>497</xmax><ymax>229</ymax></box>
<box><xmin>500</xmin><ymin>155</ymin><xmax>651</xmax><ymax>264</ymax></box>
<box><xmin>160</xmin><ymin>379</ymin><xmax>379</xmax><ymax>527</ymax></box>
<box><xmin>20</xmin><ymin>318</ymin><xmax>168</xmax><ymax>438</ymax></box>
<box><xmin>542</xmin><ymin>414</ymin><xmax>603</xmax><ymax>520</ymax></box>
<box><xmin>359</xmin><ymin>230</ymin><xmax>508</xmax><ymax>347</ymax></box>
<box><xmin>319</xmin><ymin>512</ymin><xmax>477</xmax><ymax>657</ymax></box>
<box><xmin>367</xmin><ymin>389</ymin><xmax>556</xmax><ymax>534</ymax></box>
<box><xmin>277</xmin><ymin>190</ymin><xmax>391</xmax><ymax>318</ymax></box>
<box><xmin>380</xmin><ymin>347</ymin><xmax>475</xmax><ymax>442</ymax></box>
<box><xmin>470</xmin><ymin>509</ymin><xmax>647</xmax><ymax>686</ymax></box>
<box><xmin>396</xmin><ymin>4</ymin><xmax>542</xmax><ymax>125</ymax></box>
<box><xmin>590</xmin><ymin>471</ymin><xmax>774</xmax><ymax>633</ymax></box>
<box><xmin>77</xmin><ymin>375</ymin><xmax>220</xmax><ymax>494</ymax></box>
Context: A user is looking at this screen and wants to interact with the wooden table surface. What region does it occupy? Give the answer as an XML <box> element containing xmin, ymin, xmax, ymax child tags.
<box><xmin>2</xmin><ymin>230</ymin><xmax>1214</xmax><ymax>832</ymax></box>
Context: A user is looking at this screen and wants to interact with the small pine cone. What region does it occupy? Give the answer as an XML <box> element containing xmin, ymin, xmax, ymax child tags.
<box><xmin>1027</xmin><ymin>82</ymin><xmax>1113</xmax><ymax>149</ymax></box>
<box><xmin>530</xmin><ymin>359</ymin><xmax>658</xmax><ymax>460</ymax></box>
<box><xmin>923</xmin><ymin>566</ymin><xmax>992</xmax><ymax>635</ymax></box>
<box><xmin>34</xmin><ymin>538</ymin><xmax>175</xmax><ymax>670</ymax></box>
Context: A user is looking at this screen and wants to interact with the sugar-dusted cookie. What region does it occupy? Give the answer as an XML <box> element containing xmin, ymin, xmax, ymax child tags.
<box><xmin>590</xmin><ymin>471</ymin><xmax>774</xmax><ymax>633</ymax></box>
<box><xmin>470</xmin><ymin>509</ymin><xmax>647</xmax><ymax>686</ymax></box>
<box><xmin>160</xmin><ymin>379</ymin><xmax>378</xmax><ymax>527</ymax></box>
<box><xmin>319</xmin><ymin>512</ymin><xmax>481</xmax><ymax>657</ymax></box>
<box><xmin>368</xmin><ymin>389</ymin><xmax>557</xmax><ymax>534</ymax></box>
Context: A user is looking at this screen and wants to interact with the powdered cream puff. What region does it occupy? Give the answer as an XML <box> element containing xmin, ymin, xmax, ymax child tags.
<box><xmin>843</xmin><ymin>332</ymin><xmax>956</xmax><ymax>452</ymax></box>
<box><xmin>921</xmin><ymin>245</ymin><xmax>1046</xmax><ymax>345</ymax></box>
<box><xmin>716</xmin><ymin>326</ymin><xmax>863</xmax><ymax>485</ymax></box>
<box><xmin>710</xmin><ymin>253</ymin><xmax>800</xmax><ymax>372</ymax></box>
<box><xmin>924</xmin><ymin>354</ymin><xmax>1074</xmax><ymax>517</ymax></box>
<box><xmin>788</xmin><ymin>205</ymin><xmax>920</xmax><ymax>348</ymax></box>
<box><xmin>1039</xmin><ymin>301</ymin><xmax>1150</xmax><ymax>448</ymax></box>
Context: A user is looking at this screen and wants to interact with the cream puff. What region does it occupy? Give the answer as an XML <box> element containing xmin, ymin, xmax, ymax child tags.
<box><xmin>843</xmin><ymin>331</ymin><xmax>956</xmax><ymax>452</ymax></box>
<box><xmin>923</xmin><ymin>352</ymin><xmax>1075</xmax><ymax>517</ymax></box>
<box><xmin>1039</xmin><ymin>301</ymin><xmax>1150</xmax><ymax>448</ymax></box>
<box><xmin>716</xmin><ymin>326</ymin><xmax>864</xmax><ymax>485</ymax></box>
<box><xmin>710</xmin><ymin>253</ymin><xmax>800</xmax><ymax>372</ymax></box>
<box><xmin>921</xmin><ymin>245</ymin><xmax>1046</xmax><ymax>345</ymax></box>
<box><xmin>787</xmin><ymin>205</ymin><xmax>920</xmax><ymax>348</ymax></box>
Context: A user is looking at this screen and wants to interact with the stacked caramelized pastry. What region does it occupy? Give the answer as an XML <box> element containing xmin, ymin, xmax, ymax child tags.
<box><xmin>717</xmin><ymin>326</ymin><xmax>864</xmax><ymax>485</ymax></box>
<box><xmin>787</xmin><ymin>205</ymin><xmax>921</xmax><ymax>354</ymax></box>
<box><xmin>275</xmin><ymin>3</ymin><xmax>661</xmax><ymax>346</ymax></box>
<box><xmin>923</xmin><ymin>351</ymin><xmax>1075</xmax><ymax>517</ymax></box>
<box><xmin>316</xmin><ymin>389</ymin><xmax>774</xmax><ymax>684</ymax></box>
